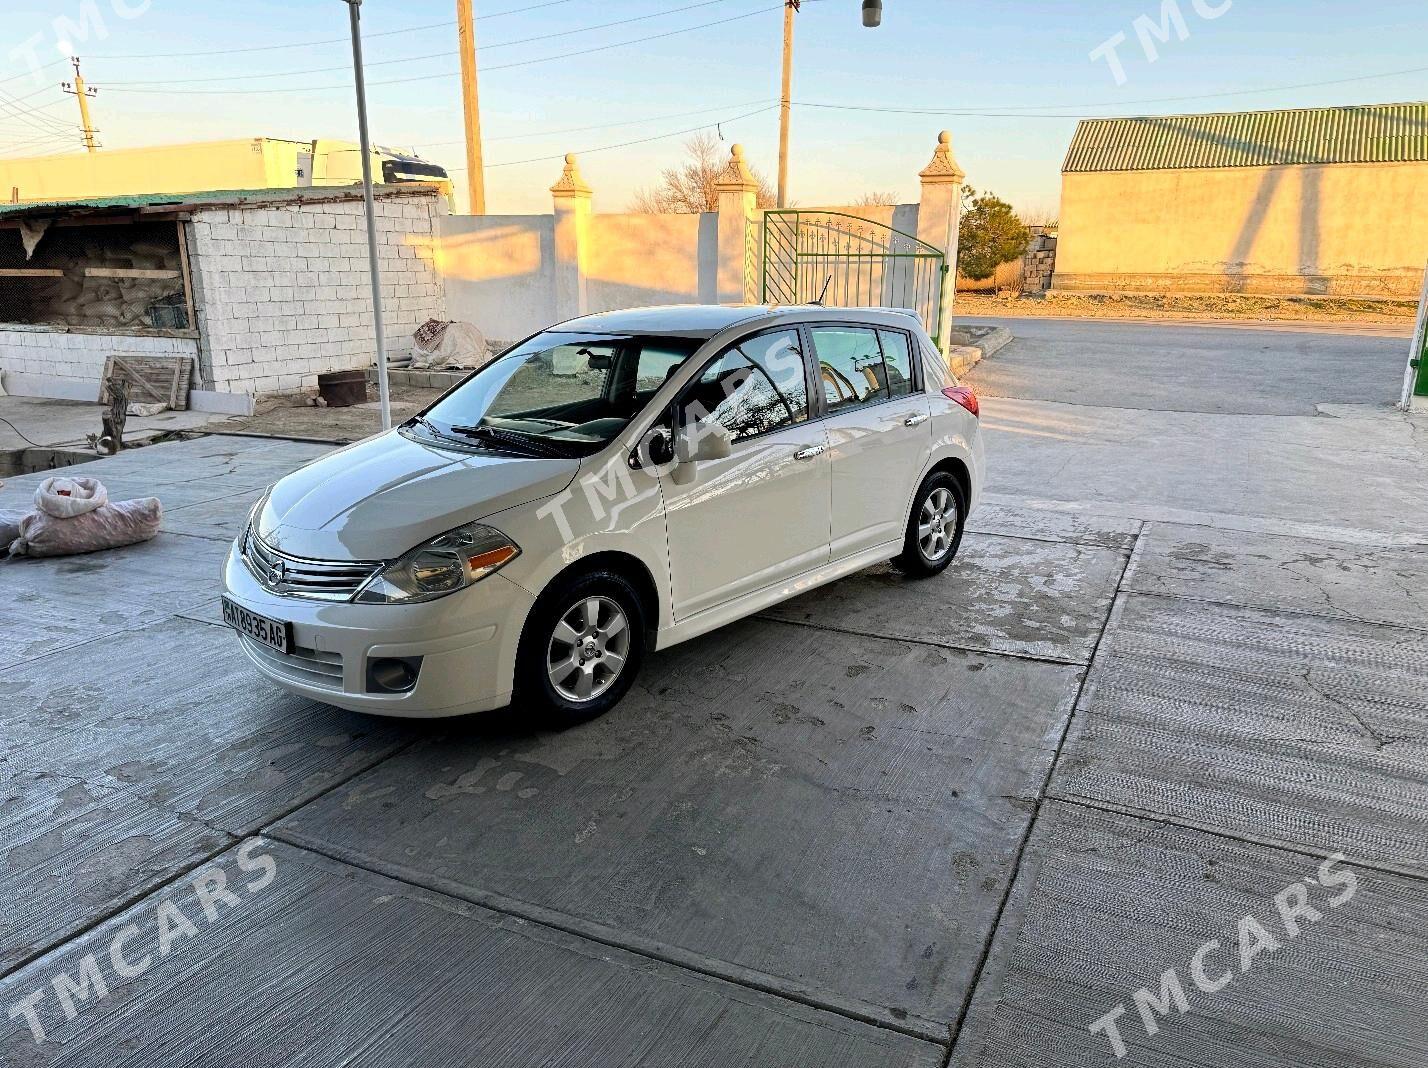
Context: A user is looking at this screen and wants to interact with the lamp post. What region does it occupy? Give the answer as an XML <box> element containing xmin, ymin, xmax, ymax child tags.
<box><xmin>343</xmin><ymin>0</ymin><xmax>393</xmax><ymax>431</ymax></box>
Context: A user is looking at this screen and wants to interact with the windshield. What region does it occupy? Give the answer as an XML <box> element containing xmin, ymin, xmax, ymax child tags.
<box><xmin>418</xmin><ymin>331</ymin><xmax>701</xmax><ymax>456</ymax></box>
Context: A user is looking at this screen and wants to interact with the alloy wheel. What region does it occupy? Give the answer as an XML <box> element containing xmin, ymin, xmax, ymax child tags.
<box><xmin>917</xmin><ymin>487</ymin><xmax>957</xmax><ymax>562</ymax></box>
<box><xmin>546</xmin><ymin>595</ymin><xmax>631</xmax><ymax>703</ymax></box>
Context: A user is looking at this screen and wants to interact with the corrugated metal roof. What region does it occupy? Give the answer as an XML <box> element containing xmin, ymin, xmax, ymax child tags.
<box><xmin>0</xmin><ymin>183</ymin><xmax>439</xmax><ymax>220</ymax></box>
<box><xmin>1063</xmin><ymin>102</ymin><xmax>1428</xmax><ymax>173</ymax></box>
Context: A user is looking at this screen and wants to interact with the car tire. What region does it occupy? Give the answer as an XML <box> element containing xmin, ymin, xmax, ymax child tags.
<box><xmin>893</xmin><ymin>471</ymin><xmax>966</xmax><ymax>578</ymax></box>
<box><xmin>515</xmin><ymin>568</ymin><xmax>647</xmax><ymax>723</ymax></box>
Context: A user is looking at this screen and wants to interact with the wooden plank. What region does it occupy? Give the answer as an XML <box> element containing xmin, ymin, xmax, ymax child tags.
<box><xmin>98</xmin><ymin>353</ymin><xmax>191</xmax><ymax>411</ymax></box>
<box><xmin>83</xmin><ymin>266</ymin><xmax>181</xmax><ymax>279</ymax></box>
<box><xmin>176</xmin><ymin>219</ymin><xmax>198</xmax><ymax>334</ymax></box>
<box><xmin>0</xmin><ymin>267</ymin><xmax>62</xmax><ymax>277</ymax></box>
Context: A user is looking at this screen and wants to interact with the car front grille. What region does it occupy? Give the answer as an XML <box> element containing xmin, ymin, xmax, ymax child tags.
<box><xmin>239</xmin><ymin>635</ymin><xmax>345</xmax><ymax>691</ymax></box>
<box><xmin>242</xmin><ymin>532</ymin><xmax>382</xmax><ymax>602</ymax></box>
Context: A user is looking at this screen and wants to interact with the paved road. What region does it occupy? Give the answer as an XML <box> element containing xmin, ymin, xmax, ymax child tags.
<box><xmin>2</xmin><ymin>318</ymin><xmax>1426</xmax><ymax>1067</ymax></box>
<box><xmin>966</xmin><ymin>317</ymin><xmax>1428</xmax><ymax>539</ymax></box>
<box><xmin>967</xmin><ymin>316</ymin><xmax>1413</xmax><ymax>415</ymax></box>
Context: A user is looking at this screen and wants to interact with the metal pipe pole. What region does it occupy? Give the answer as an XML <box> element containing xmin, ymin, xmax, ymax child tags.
<box><xmin>344</xmin><ymin>0</ymin><xmax>392</xmax><ymax>431</ymax></box>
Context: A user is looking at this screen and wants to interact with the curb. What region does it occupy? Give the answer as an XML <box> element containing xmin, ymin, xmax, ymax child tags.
<box><xmin>947</xmin><ymin>325</ymin><xmax>1013</xmax><ymax>378</ymax></box>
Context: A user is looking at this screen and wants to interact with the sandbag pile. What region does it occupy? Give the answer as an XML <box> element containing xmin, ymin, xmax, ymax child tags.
<box><xmin>5</xmin><ymin>476</ymin><xmax>162</xmax><ymax>558</ymax></box>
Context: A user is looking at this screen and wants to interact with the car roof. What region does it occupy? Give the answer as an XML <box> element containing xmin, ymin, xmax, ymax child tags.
<box><xmin>555</xmin><ymin>304</ymin><xmax>927</xmax><ymax>340</ymax></box>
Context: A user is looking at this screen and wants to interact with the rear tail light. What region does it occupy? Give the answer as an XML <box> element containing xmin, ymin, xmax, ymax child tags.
<box><xmin>942</xmin><ymin>385</ymin><xmax>979</xmax><ymax>417</ymax></box>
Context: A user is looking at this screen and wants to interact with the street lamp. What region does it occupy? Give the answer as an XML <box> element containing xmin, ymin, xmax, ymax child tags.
<box><xmin>862</xmin><ymin>0</ymin><xmax>882</xmax><ymax>27</ymax></box>
<box><xmin>343</xmin><ymin>0</ymin><xmax>393</xmax><ymax>431</ymax></box>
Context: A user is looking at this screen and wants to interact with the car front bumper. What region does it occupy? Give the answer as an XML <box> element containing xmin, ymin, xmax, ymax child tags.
<box><xmin>221</xmin><ymin>540</ymin><xmax>534</xmax><ymax>718</ymax></box>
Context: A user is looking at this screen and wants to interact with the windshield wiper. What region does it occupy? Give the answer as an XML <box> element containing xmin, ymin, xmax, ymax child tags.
<box><xmin>448</xmin><ymin>424</ymin><xmax>573</xmax><ymax>458</ymax></box>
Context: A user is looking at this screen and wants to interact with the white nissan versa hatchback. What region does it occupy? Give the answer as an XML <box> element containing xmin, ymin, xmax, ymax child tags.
<box><xmin>222</xmin><ymin>305</ymin><xmax>983</xmax><ymax>720</ymax></box>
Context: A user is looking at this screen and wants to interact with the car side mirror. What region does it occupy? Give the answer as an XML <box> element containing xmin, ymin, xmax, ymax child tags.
<box><xmin>670</xmin><ymin>421</ymin><xmax>732</xmax><ymax>483</ymax></box>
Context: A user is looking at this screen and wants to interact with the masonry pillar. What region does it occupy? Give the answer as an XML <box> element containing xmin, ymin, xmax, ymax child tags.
<box><xmin>550</xmin><ymin>153</ymin><xmax>592</xmax><ymax>321</ymax></box>
<box><xmin>917</xmin><ymin>131</ymin><xmax>966</xmax><ymax>354</ymax></box>
<box><xmin>714</xmin><ymin>144</ymin><xmax>760</xmax><ymax>304</ymax></box>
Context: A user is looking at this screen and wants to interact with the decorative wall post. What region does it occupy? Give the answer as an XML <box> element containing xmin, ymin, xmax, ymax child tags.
<box><xmin>550</xmin><ymin>153</ymin><xmax>592</xmax><ymax>321</ymax></box>
<box><xmin>714</xmin><ymin>144</ymin><xmax>760</xmax><ymax>304</ymax></box>
<box><xmin>917</xmin><ymin>131</ymin><xmax>966</xmax><ymax>354</ymax></box>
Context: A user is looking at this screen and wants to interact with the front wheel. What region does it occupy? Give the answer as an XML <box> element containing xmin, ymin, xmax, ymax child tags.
<box><xmin>515</xmin><ymin>569</ymin><xmax>647</xmax><ymax>722</ymax></box>
<box><xmin>893</xmin><ymin>472</ymin><xmax>966</xmax><ymax>577</ymax></box>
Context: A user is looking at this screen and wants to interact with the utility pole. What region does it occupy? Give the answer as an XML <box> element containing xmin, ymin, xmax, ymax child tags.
<box><xmin>62</xmin><ymin>57</ymin><xmax>99</xmax><ymax>153</ymax></box>
<box><xmin>777</xmin><ymin>0</ymin><xmax>799</xmax><ymax>208</ymax></box>
<box><xmin>457</xmin><ymin>0</ymin><xmax>487</xmax><ymax>214</ymax></box>
<box><xmin>343</xmin><ymin>0</ymin><xmax>393</xmax><ymax>431</ymax></box>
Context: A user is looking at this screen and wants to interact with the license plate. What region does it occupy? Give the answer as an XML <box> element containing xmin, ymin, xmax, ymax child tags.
<box><xmin>222</xmin><ymin>597</ymin><xmax>292</xmax><ymax>655</ymax></box>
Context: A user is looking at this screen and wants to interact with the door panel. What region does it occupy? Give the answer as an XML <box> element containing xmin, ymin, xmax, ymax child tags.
<box><xmin>825</xmin><ymin>396</ymin><xmax>931</xmax><ymax>557</ymax></box>
<box><xmin>808</xmin><ymin>325</ymin><xmax>932</xmax><ymax>558</ymax></box>
<box><xmin>661</xmin><ymin>424</ymin><xmax>832</xmax><ymax>618</ymax></box>
<box><xmin>659</xmin><ymin>327</ymin><xmax>831</xmax><ymax>620</ymax></box>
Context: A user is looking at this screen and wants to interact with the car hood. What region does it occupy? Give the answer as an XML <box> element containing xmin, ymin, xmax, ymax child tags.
<box><xmin>256</xmin><ymin>429</ymin><xmax>580</xmax><ymax>560</ymax></box>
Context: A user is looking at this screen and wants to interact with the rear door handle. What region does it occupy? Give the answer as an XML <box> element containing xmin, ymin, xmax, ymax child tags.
<box><xmin>794</xmin><ymin>445</ymin><xmax>826</xmax><ymax>461</ymax></box>
<box><xmin>904</xmin><ymin>413</ymin><xmax>928</xmax><ymax>427</ymax></box>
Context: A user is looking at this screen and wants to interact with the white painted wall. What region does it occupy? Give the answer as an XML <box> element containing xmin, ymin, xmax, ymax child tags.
<box><xmin>435</xmin><ymin>214</ymin><xmax>555</xmax><ymax>343</ymax></box>
<box><xmin>586</xmin><ymin>212</ymin><xmax>717</xmax><ymax>313</ymax></box>
<box><xmin>189</xmin><ymin>191</ymin><xmax>447</xmax><ymax>395</ymax></box>
<box><xmin>0</xmin><ymin>328</ymin><xmax>199</xmax><ymax>401</ymax></box>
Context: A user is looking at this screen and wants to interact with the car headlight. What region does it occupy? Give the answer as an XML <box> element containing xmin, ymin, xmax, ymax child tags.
<box><xmin>354</xmin><ymin>522</ymin><xmax>520</xmax><ymax>604</ymax></box>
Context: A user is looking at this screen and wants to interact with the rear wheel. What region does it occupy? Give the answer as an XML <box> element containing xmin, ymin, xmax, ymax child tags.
<box><xmin>515</xmin><ymin>569</ymin><xmax>646</xmax><ymax>722</ymax></box>
<box><xmin>894</xmin><ymin>472</ymin><xmax>966</xmax><ymax>577</ymax></box>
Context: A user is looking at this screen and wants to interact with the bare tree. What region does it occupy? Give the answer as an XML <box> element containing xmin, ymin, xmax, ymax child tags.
<box><xmin>632</xmin><ymin>132</ymin><xmax>776</xmax><ymax>213</ymax></box>
<box><xmin>852</xmin><ymin>191</ymin><xmax>900</xmax><ymax>206</ymax></box>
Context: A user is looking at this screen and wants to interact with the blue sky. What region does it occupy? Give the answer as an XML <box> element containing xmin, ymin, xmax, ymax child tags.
<box><xmin>3</xmin><ymin>0</ymin><xmax>1426</xmax><ymax>214</ymax></box>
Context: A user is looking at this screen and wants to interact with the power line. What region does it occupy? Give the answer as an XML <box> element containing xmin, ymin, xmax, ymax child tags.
<box><xmin>99</xmin><ymin>0</ymin><xmax>749</xmax><ymax>88</ymax></box>
<box><xmin>0</xmin><ymin>89</ymin><xmax>75</xmax><ymax>137</ymax></box>
<box><xmin>478</xmin><ymin>103</ymin><xmax>779</xmax><ymax>168</ymax></box>
<box><xmin>100</xmin><ymin>6</ymin><xmax>783</xmax><ymax>95</ymax></box>
<box><xmin>414</xmin><ymin>98</ymin><xmax>774</xmax><ymax>148</ymax></box>
<box><xmin>0</xmin><ymin>57</ymin><xmax>68</xmax><ymax>89</ymax></box>
<box><xmin>82</xmin><ymin>0</ymin><xmax>585</xmax><ymax>60</ymax></box>
<box><xmin>796</xmin><ymin>63</ymin><xmax>1428</xmax><ymax>121</ymax></box>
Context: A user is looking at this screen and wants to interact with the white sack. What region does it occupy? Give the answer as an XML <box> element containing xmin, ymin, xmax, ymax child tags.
<box><xmin>11</xmin><ymin>497</ymin><xmax>162</xmax><ymax>557</ymax></box>
<box><xmin>35</xmin><ymin>476</ymin><xmax>108</xmax><ymax>518</ymax></box>
<box><xmin>0</xmin><ymin>510</ymin><xmax>23</xmax><ymax>547</ymax></box>
<box><xmin>410</xmin><ymin>319</ymin><xmax>490</xmax><ymax>371</ymax></box>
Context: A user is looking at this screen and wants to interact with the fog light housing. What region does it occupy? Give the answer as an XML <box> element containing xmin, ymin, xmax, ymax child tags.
<box><xmin>366</xmin><ymin>656</ymin><xmax>423</xmax><ymax>694</ymax></box>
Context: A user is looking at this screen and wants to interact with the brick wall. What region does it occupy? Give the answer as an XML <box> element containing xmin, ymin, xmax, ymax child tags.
<box><xmin>0</xmin><ymin>328</ymin><xmax>199</xmax><ymax>401</ymax></box>
<box><xmin>188</xmin><ymin>190</ymin><xmax>446</xmax><ymax>395</ymax></box>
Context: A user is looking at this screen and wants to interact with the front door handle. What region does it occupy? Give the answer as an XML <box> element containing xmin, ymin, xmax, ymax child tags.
<box><xmin>794</xmin><ymin>444</ymin><xmax>826</xmax><ymax>461</ymax></box>
<box><xmin>904</xmin><ymin>412</ymin><xmax>929</xmax><ymax>427</ymax></box>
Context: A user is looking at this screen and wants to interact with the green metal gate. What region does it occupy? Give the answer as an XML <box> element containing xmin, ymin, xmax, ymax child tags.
<box><xmin>760</xmin><ymin>210</ymin><xmax>949</xmax><ymax>343</ymax></box>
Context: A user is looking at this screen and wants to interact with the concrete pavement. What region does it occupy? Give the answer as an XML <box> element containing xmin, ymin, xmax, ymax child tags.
<box><xmin>2</xmin><ymin>317</ymin><xmax>1426</xmax><ymax>1066</ymax></box>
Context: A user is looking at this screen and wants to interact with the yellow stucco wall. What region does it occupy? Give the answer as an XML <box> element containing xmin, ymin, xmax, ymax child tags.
<box><xmin>1056</xmin><ymin>161</ymin><xmax>1428</xmax><ymax>296</ymax></box>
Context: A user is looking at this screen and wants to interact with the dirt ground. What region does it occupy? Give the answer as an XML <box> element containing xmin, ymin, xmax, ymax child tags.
<box><xmin>955</xmin><ymin>289</ymin><xmax>1419</xmax><ymax>326</ymax></box>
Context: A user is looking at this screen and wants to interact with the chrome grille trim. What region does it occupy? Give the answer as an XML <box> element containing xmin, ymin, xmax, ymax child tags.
<box><xmin>239</xmin><ymin>635</ymin><xmax>345</xmax><ymax>691</ymax></box>
<box><xmin>242</xmin><ymin>532</ymin><xmax>383</xmax><ymax>602</ymax></box>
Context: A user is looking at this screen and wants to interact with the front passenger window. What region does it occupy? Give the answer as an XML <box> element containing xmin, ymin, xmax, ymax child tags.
<box><xmin>678</xmin><ymin>329</ymin><xmax>808</xmax><ymax>441</ymax></box>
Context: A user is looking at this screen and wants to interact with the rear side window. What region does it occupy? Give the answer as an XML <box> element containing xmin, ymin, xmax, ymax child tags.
<box><xmin>679</xmin><ymin>328</ymin><xmax>809</xmax><ymax>441</ymax></box>
<box><xmin>810</xmin><ymin>326</ymin><xmax>886</xmax><ymax>412</ymax></box>
<box><xmin>877</xmin><ymin>330</ymin><xmax>915</xmax><ymax>397</ymax></box>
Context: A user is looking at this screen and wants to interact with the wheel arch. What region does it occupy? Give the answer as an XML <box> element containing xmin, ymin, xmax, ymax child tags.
<box><xmin>536</xmin><ymin>550</ymin><xmax>663</xmax><ymax>652</ymax></box>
